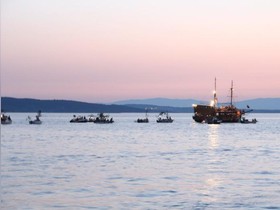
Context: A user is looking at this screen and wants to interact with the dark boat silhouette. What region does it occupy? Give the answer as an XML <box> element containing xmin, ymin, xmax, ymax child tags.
<box><xmin>157</xmin><ymin>112</ymin><xmax>174</xmax><ymax>123</ymax></box>
<box><xmin>240</xmin><ymin>117</ymin><xmax>257</xmax><ymax>124</ymax></box>
<box><xmin>28</xmin><ymin>110</ymin><xmax>42</xmax><ymax>124</ymax></box>
<box><xmin>1</xmin><ymin>112</ymin><xmax>12</xmax><ymax>125</ymax></box>
<box><xmin>70</xmin><ymin>115</ymin><xmax>88</xmax><ymax>123</ymax></box>
<box><xmin>136</xmin><ymin>109</ymin><xmax>149</xmax><ymax>123</ymax></box>
<box><xmin>94</xmin><ymin>113</ymin><xmax>114</xmax><ymax>124</ymax></box>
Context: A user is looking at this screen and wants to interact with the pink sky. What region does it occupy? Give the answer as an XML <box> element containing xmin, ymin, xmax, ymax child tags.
<box><xmin>1</xmin><ymin>0</ymin><xmax>280</xmax><ymax>103</ymax></box>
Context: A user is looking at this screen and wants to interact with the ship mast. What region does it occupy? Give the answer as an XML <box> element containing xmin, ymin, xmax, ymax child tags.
<box><xmin>230</xmin><ymin>80</ymin><xmax>233</xmax><ymax>106</ymax></box>
<box><xmin>213</xmin><ymin>77</ymin><xmax>218</xmax><ymax>107</ymax></box>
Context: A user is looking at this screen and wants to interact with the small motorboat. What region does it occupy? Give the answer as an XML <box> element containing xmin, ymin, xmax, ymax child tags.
<box><xmin>206</xmin><ymin>117</ymin><xmax>222</xmax><ymax>124</ymax></box>
<box><xmin>28</xmin><ymin>110</ymin><xmax>42</xmax><ymax>124</ymax></box>
<box><xmin>70</xmin><ymin>115</ymin><xmax>88</xmax><ymax>123</ymax></box>
<box><xmin>136</xmin><ymin>118</ymin><xmax>149</xmax><ymax>123</ymax></box>
<box><xmin>136</xmin><ymin>109</ymin><xmax>149</xmax><ymax>123</ymax></box>
<box><xmin>88</xmin><ymin>114</ymin><xmax>96</xmax><ymax>122</ymax></box>
<box><xmin>1</xmin><ymin>113</ymin><xmax>12</xmax><ymax>125</ymax></box>
<box><xmin>94</xmin><ymin>113</ymin><xmax>114</xmax><ymax>124</ymax></box>
<box><xmin>156</xmin><ymin>112</ymin><xmax>173</xmax><ymax>123</ymax></box>
<box><xmin>29</xmin><ymin>117</ymin><xmax>42</xmax><ymax>124</ymax></box>
<box><xmin>240</xmin><ymin>117</ymin><xmax>257</xmax><ymax>124</ymax></box>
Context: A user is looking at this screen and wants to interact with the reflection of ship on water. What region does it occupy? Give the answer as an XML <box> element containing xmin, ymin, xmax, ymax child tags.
<box><xmin>193</xmin><ymin>78</ymin><xmax>250</xmax><ymax>123</ymax></box>
<box><xmin>208</xmin><ymin>124</ymin><xmax>219</xmax><ymax>149</ymax></box>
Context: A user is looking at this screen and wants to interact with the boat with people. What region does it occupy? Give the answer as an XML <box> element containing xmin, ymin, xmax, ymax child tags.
<box><xmin>240</xmin><ymin>117</ymin><xmax>257</xmax><ymax>124</ymax></box>
<box><xmin>28</xmin><ymin>111</ymin><xmax>42</xmax><ymax>124</ymax></box>
<box><xmin>70</xmin><ymin>115</ymin><xmax>88</xmax><ymax>123</ymax></box>
<box><xmin>1</xmin><ymin>112</ymin><xmax>12</xmax><ymax>124</ymax></box>
<box><xmin>136</xmin><ymin>109</ymin><xmax>149</xmax><ymax>123</ymax></box>
<box><xmin>88</xmin><ymin>114</ymin><xmax>96</xmax><ymax>122</ymax></box>
<box><xmin>192</xmin><ymin>78</ymin><xmax>253</xmax><ymax>123</ymax></box>
<box><xmin>206</xmin><ymin>116</ymin><xmax>222</xmax><ymax>124</ymax></box>
<box><xmin>157</xmin><ymin>112</ymin><xmax>174</xmax><ymax>123</ymax></box>
<box><xmin>94</xmin><ymin>113</ymin><xmax>114</xmax><ymax>124</ymax></box>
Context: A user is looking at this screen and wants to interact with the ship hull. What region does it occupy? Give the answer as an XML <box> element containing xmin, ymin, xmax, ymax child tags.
<box><xmin>193</xmin><ymin>105</ymin><xmax>244</xmax><ymax>123</ymax></box>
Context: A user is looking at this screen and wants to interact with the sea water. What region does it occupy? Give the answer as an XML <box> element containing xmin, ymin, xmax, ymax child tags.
<box><xmin>1</xmin><ymin>113</ymin><xmax>280</xmax><ymax>209</ymax></box>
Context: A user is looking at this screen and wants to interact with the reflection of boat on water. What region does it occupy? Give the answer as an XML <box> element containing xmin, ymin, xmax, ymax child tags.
<box><xmin>193</xmin><ymin>79</ymin><xmax>247</xmax><ymax>123</ymax></box>
<box><xmin>94</xmin><ymin>113</ymin><xmax>114</xmax><ymax>124</ymax></box>
<box><xmin>70</xmin><ymin>115</ymin><xmax>88</xmax><ymax>123</ymax></box>
<box><xmin>136</xmin><ymin>109</ymin><xmax>149</xmax><ymax>123</ymax></box>
<box><xmin>28</xmin><ymin>111</ymin><xmax>42</xmax><ymax>124</ymax></box>
<box><xmin>157</xmin><ymin>112</ymin><xmax>173</xmax><ymax>123</ymax></box>
<box><xmin>1</xmin><ymin>113</ymin><xmax>12</xmax><ymax>124</ymax></box>
<box><xmin>240</xmin><ymin>117</ymin><xmax>257</xmax><ymax>124</ymax></box>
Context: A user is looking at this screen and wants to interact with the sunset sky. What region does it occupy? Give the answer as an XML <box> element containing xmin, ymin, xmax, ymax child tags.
<box><xmin>1</xmin><ymin>0</ymin><xmax>280</xmax><ymax>103</ymax></box>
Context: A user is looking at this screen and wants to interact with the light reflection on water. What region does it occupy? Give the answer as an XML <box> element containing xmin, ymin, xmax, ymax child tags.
<box><xmin>208</xmin><ymin>124</ymin><xmax>219</xmax><ymax>149</ymax></box>
<box><xmin>1</xmin><ymin>113</ymin><xmax>280</xmax><ymax>209</ymax></box>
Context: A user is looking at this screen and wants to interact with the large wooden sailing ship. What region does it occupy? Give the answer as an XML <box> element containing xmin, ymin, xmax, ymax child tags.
<box><xmin>192</xmin><ymin>79</ymin><xmax>246</xmax><ymax>123</ymax></box>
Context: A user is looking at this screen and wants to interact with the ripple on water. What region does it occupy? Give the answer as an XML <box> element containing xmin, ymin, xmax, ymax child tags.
<box><xmin>1</xmin><ymin>113</ymin><xmax>280</xmax><ymax>209</ymax></box>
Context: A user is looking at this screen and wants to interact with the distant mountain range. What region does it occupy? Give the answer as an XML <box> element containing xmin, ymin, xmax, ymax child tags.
<box><xmin>1</xmin><ymin>97</ymin><xmax>280</xmax><ymax>113</ymax></box>
<box><xmin>114</xmin><ymin>97</ymin><xmax>280</xmax><ymax>110</ymax></box>
<box><xmin>113</xmin><ymin>98</ymin><xmax>205</xmax><ymax>108</ymax></box>
<box><xmin>235</xmin><ymin>98</ymin><xmax>280</xmax><ymax>110</ymax></box>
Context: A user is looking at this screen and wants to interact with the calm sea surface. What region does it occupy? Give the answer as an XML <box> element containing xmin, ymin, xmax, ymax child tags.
<box><xmin>1</xmin><ymin>113</ymin><xmax>280</xmax><ymax>209</ymax></box>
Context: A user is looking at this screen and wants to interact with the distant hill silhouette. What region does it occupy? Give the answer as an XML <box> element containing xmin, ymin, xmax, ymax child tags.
<box><xmin>235</xmin><ymin>98</ymin><xmax>280</xmax><ymax>110</ymax></box>
<box><xmin>113</xmin><ymin>97</ymin><xmax>205</xmax><ymax>107</ymax></box>
<box><xmin>114</xmin><ymin>97</ymin><xmax>280</xmax><ymax>110</ymax></box>
<box><xmin>1</xmin><ymin>97</ymin><xmax>143</xmax><ymax>113</ymax></box>
<box><xmin>119</xmin><ymin>104</ymin><xmax>193</xmax><ymax>113</ymax></box>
